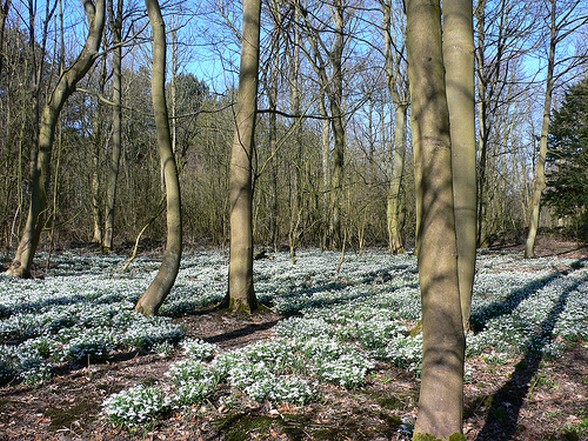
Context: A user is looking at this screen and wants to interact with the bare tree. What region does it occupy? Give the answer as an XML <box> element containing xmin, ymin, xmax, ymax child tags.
<box><xmin>0</xmin><ymin>0</ymin><xmax>10</xmax><ymax>77</ymax></box>
<box><xmin>381</xmin><ymin>0</ymin><xmax>409</xmax><ymax>254</ymax></box>
<box><xmin>525</xmin><ymin>0</ymin><xmax>586</xmax><ymax>258</ymax></box>
<box><xmin>134</xmin><ymin>0</ymin><xmax>182</xmax><ymax>315</ymax></box>
<box><xmin>223</xmin><ymin>0</ymin><xmax>262</xmax><ymax>312</ymax></box>
<box><xmin>474</xmin><ymin>0</ymin><xmax>535</xmax><ymax>245</ymax></box>
<box><xmin>102</xmin><ymin>0</ymin><xmax>124</xmax><ymax>253</ymax></box>
<box><xmin>297</xmin><ymin>0</ymin><xmax>349</xmax><ymax>249</ymax></box>
<box><xmin>7</xmin><ymin>0</ymin><xmax>106</xmax><ymax>278</ymax></box>
<box><xmin>443</xmin><ymin>0</ymin><xmax>476</xmax><ymax>329</ymax></box>
<box><xmin>406</xmin><ymin>0</ymin><xmax>466</xmax><ymax>437</ymax></box>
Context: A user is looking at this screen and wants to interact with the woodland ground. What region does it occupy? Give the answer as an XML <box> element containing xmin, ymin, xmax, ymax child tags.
<box><xmin>0</xmin><ymin>237</ymin><xmax>587</xmax><ymax>441</ymax></box>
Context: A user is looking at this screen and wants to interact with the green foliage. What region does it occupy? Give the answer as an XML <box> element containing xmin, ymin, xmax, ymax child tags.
<box><xmin>545</xmin><ymin>78</ymin><xmax>588</xmax><ymax>237</ymax></box>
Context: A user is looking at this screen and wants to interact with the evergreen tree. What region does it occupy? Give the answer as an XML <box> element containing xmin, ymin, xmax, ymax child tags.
<box><xmin>545</xmin><ymin>78</ymin><xmax>588</xmax><ymax>237</ymax></box>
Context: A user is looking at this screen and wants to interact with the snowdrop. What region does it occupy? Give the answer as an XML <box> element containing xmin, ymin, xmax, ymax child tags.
<box><xmin>1</xmin><ymin>248</ymin><xmax>586</xmax><ymax>424</ymax></box>
<box><xmin>180</xmin><ymin>338</ymin><xmax>218</xmax><ymax>361</ymax></box>
<box><xmin>103</xmin><ymin>384</ymin><xmax>174</xmax><ymax>428</ymax></box>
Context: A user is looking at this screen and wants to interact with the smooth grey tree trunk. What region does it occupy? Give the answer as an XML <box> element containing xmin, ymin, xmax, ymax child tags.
<box><xmin>134</xmin><ymin>0</ymin><xmax>182</xmax><ymax>316</ymax></box>
<box><xmin>223</xmin><ymin>0</ymin><xmax>261</xmax><ymax>312</ymax></box>
<box><xmin>382</xmin><ymin>0</ymin><xmax>409</xmax><ymax>255</ymax></box>
<box><xmin>406</xmin><ymin>0</ymin><xmax>465</xmax><ymax>438</ymax></box>
<box><xmin>443</xmin><ymin>0</ymin><xmax>477</xmax><ymax>329</ymax></box>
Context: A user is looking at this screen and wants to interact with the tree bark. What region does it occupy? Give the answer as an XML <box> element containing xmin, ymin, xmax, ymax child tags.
<box><xmin>328</xmin><ymin>0</ymin><xmax>346</xmax><ymax>250</ymax></box>
<box><xmin>406</xmin><ymin>0</ymin><xmax>465</xmax><ymax>438</ymax></box>
<box><xmin>7</xmin><ymin>0</ymin><xmax>106</xmax><ymax>278</ymax></box>
<box><xmin>103</xmin><ymin>0</ymin><xmax>123</xmax><ymax>253</ymax></box>
<box><xmin>91</xmin><ymin>55</ymin><xmax>108</xmax><ymax>244</ymax></box>
<box><xmin>382</xmin><ymin>0</ymin><xmax>409</xmax><ymax>255</ymax></box>
<box><xmin>443</xmin><ymin>0</ymin><xmax>476</xmax><ymax>329</ymax></box>
<box><xmin>387</xmin><ymin>104</ymin><xmax>407</xmax><ymax>254</ymax></box>
<box><xmin>134</xmin><ymin>0</ymin><xmax>182</xmax><ymax>316</ymax></box>
<box><xmin>525</xmin><ymin>0</ymin><xmax>557</xmax><ymax>259</ymax></box>
<box><xmin>0</xmin><ymin>0</ymin><xmax>11</xmax><ymax>78</ymax></box>
<box><xmin>223</xmin><ymin>0</ymin><xmax>261</xmax><ymax>312</ymax></box>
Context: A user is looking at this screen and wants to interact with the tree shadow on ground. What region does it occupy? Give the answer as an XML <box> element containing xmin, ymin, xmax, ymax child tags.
<box><xmin>473</xmin><ymin>274</ymin><xmax>585</xmax><ymax>441</ymax></box>
<box><xmin>263</xmin><ymin>265</ymin><xmax>416</xmax><ymax>316</ymax></box>
<box><xmin>204</xmin><ymin>319</ymin><xmax>280</xmax><ymax>346</ymax></box>
<box><xmin>470</xmin><ymin>259</ymin><xmax>586</xmax><ymax>334</ymax></box>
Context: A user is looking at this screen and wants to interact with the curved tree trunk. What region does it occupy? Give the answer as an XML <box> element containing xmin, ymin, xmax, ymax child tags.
<box><xmin>7</xmin><ymin>0</ymin><xmax>106</xmax><ymax>278</ymax></box>
<box><xmin>406</xmin><ymin>0</ymin><xmax>465</xmax><ymax>438</ymax></box>
<box><xmin>134</xmin><ymin>0</ymin><xmax>182</xmax><ymax>316</ymax></box>
<box><xmin>443</xmin><ymin>0</ymin><xmax>477</xmax><ymax>330</ymax></box>
<box><xmin>223</xmin><ymin>0</ymin><xmax>261</xmax><ymax>313</ymax></box>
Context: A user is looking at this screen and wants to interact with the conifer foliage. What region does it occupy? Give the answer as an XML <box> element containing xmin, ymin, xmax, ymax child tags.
<box><xmin>545</xmin><ymin>78</ymin><xmax>588</xmax><ymax>237</ymax></box>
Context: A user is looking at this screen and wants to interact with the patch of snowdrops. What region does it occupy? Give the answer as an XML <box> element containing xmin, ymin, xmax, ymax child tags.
<box><xmin>2</xmin><ymin>249</ymin><xmax>588</xmax><ymax>429</ymax></box>
<box><xmin>102</xmin><ymin>384</ymin><xmax>174</xmax><ymax>429</ymax></box>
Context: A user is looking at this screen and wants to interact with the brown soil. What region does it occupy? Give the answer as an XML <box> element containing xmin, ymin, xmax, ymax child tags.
<box><xmin>0</xmin><ymin>239</ymin><xmax>587</xmax><ymax>441</ymax></box>
<box><xmin>0</xmin><ymin>307</ymin><xmax>586</xmax><ymax>441</ymax></box>
<box><xmin>490</xmin><ymin>235</ymin><xmax>588</xmax><ymax>260</ymax></box>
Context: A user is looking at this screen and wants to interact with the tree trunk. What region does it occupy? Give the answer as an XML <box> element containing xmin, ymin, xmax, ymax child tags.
<box><xmin>525</xmin><ymin>0</ymin><xmax>557</xmax><ymax>259</ymax></box>
<box><xmin>443</xmin><ymin>0</ymin><xmax>476</xmax><ymax>330</ymax></box>
<box><xmin>134</xmin><ymin>0</ymin><xmax>182</xmax><ymax>316</ymax></box>
<box><xmin>7</xmin><ymin>0</ymin><xmax>106</xmax><ymax>278</ymax></box>
<box><xmin>288</xmin><ymin>17</ymin><xmax>302</xmax><ymax>264</ymax></box>
<box><xmin>103</xmin><ymin>0</ymin><xmax>123</xmax><ymax>253</ymax></box>
<box><xmin>267</xmin><ymin>0</ymin><xmax>280</xmax><ymax>252</ymax></box>
<box><xmin>406</xmin><ymin>0</ymin><xmax>465</xmax><ymax>438</ymax></box>
<box><xmin>387</xmin><ymin>104</ymin><xmax>407</xmax><ymax>254</ymax></box>
<box><xmin>223</xmin><ymin>0</ymin><xmax>261</xmax><ymax>313</ymax></box>
<box><xmin>0</xmin><ymin>0</ymin><xmax>11</xmax><ymax>78</ymax></box>
<box><xmin>382</xmin><ymin>0</ymin><xmax>409</xmax><ymax>254</ymax></box>
<box><xmin>474</xmin><ymin>0</ymin><xmax>488</xmax><ymax>247</ymax></box>
<box><xmin>91</xmin><ymin>55</ymin><xmax>108</xmax><ymax>244</ymax></box>
<box><xmin>320</xmin><ymin>96</ymin><xmax>330</xmax><ymax>250</ymax></box>
<box><xmin>328</xmin><ymin>0</ymin><xmax>346</xmax><ymax>250</ymax></box>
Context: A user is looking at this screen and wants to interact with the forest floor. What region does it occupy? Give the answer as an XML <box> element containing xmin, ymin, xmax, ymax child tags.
<box><xmin>0</xmin><ymin>237</ymin><xmax>587</xmax><ymax>441</ymax></box>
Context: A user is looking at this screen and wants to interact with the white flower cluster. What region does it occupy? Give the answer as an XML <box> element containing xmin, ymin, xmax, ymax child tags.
<box><xmin>214</xmin><ymin>340</ymin><xmax>318</xmax><ymax>403</ymax></box>
<box><xmin>314</xmin><ymin>352</ymin><xmax>375</xmax><ymax>388</ymax></box>
<box><xmin>378</xmin><ymin>335</ymin><xmax>423</xmax><ymax>374</ymax></box>
<box><xmin>180</xmin><ymin>338</ymin><xmax>218</xmax><ymax>361</ymax></box>
<box><xmin>468</xmin><ymin>259</ymin><xmax>588</xmax><ymax>358</ymax></box>
<box><xmin>2</xmin><ymin>248</ymin><xmax>587</xmax><ymax>428</ymax></box>
<box><xmin>241</xmin><ymin>375</ymin><xmax>316</xmax><ymax>404</ymax></box>
<box><xmin>0</xmin><ymin>254</ymin><xmax>185</xmax><ymax>385</ymax></box>
<box><xmin>167</xmin><ymin>360</ymin><xmax>219</xmax><ymax>406</ymax></box>
<box><xmin>122</xmin><ymin>316</ymin><xmax>185</xmax><ymax>350</ymax></box>
<box><xmin>102</xmin><ymin>384</ymin><xmax>174</xmax><ymax>428</ymax></box>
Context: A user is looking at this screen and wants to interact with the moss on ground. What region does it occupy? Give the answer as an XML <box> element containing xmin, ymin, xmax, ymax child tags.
<box><xmin>46</xmin><ymin>399</ymin><xmax>98</xmax><ymax>430</ymax></box>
